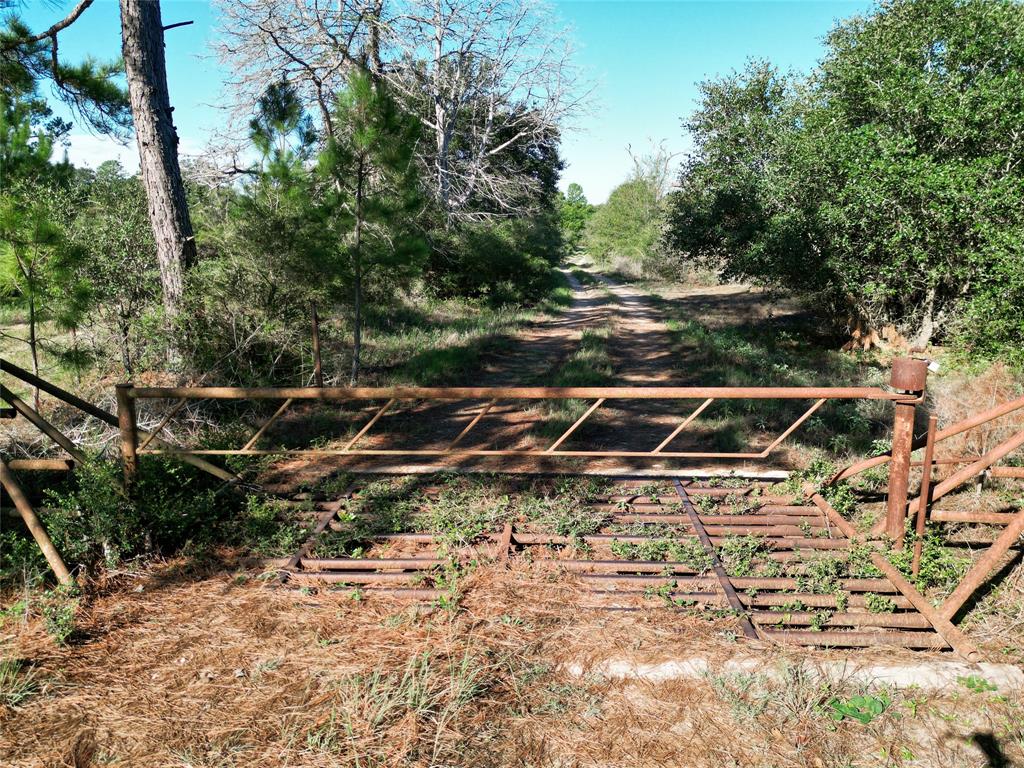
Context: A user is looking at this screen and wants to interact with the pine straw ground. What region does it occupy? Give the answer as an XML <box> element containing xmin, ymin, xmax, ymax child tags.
<box><xmin>2</xmin><ymin>555</ymin><xmax>1024</xmax><ymax>767</ymax></box>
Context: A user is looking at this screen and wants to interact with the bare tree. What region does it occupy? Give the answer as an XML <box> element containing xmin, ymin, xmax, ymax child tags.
<box><xmin>212</xmin><ymin>0</ymin><xmax>376</xmax><ymax>134</ymax></box>
<box><xmin>628</xmin><ymin>140</ymin><xmax>682</xmax><ymax>201</ymax></box>
<box><xmin>210</xmin><ymin>0</ymin><xmax>588</xmax><ymax>219</ymax></box>
<box><xmin>119</xmin><ymin>0</ymin><xmax>196</xmax><ymax>323</ymax></box>
<box><xmin>381</xmin><ymin>0</ymin><xmax>587</xmax><ymax>221</ymax></box>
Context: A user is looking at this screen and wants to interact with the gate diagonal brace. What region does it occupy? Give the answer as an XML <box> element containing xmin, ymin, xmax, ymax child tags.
<box><xmin>674</xmin><ymin>479</ymin><xmax>760</xmax><ymax>640</ymax></box>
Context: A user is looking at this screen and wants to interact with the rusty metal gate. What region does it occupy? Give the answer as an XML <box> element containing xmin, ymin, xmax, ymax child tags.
<box><xmin>4</xmin><ymin>355</ymin><xmax>1024</xmax><ymax>659</ymax></box>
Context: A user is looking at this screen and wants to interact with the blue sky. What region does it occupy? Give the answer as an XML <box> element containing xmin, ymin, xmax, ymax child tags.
<box><xmin>21</xmin><ymin>0</ymin><xmax>873</xmax><ymax>203</ymax></box>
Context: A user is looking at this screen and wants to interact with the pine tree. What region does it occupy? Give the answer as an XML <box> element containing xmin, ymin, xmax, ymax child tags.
<box><xmin>318</xmin><ymin>70</ymin><xmax>427</xmax><ymax>384</ymax></box>
<box><xmin>0</xmin><ymin>192</ymin><xmax>90</xmax><ymax>408</ymax></box>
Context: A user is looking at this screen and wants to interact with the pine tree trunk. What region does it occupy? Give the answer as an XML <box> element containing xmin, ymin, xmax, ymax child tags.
<box><xmin>350</xmin><ymin>159</ymin><xmax>365</xmax><ymax>387</ymax></box>
<box><xmin>119</xmin><ymin>0</ymin><xmax>196</xmax><ymax>326</ymax></box>
<box><xmin>28</xmin><ymin>292</ymin><xmax>40</xmax><ymax>412</ymax></box>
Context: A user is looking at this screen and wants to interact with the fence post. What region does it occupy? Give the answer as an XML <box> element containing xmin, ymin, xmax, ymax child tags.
<box><xmin>116</xmin><ymin>383</ymin><xmax>138</xmax><ymax>486</ymax></box>
<box><xmin>0</xmin><ymin>460</ymin><xmax>74</xmax><ymax>586</ymax></box>
<box><xmin>911</xmin><ymin>414</ymin><xmax>938</xmax><ymax>576</ymax></box>
<box><xmin>886</xmin><ymin>358</ymin><xmax>928</xmax><ymax>547</ymax></box>
<box><xmin>311</xmin><ymin>301</ymin><xmax>324</xmax><ymax>388</ymax></box>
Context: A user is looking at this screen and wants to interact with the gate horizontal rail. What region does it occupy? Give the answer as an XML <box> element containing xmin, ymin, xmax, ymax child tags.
<box><xmin>121</xmin><ymin>385</ymin><xmax>911</xmax><ymax>463</ymax></box>
<box><xmin>125</xmin><ymin>385</ymin><xmax>908</xmax><ymax>401</ymax></box>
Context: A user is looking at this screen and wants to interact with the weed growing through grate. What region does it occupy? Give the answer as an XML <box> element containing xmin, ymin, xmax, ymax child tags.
<box><xmin>236</xmin><ymin>495</ymin><xmax>314</xmax><ymax>557</ymax></box>
<box><xmin>719</xmin><ymin>535</ymin><xmax>772</xmax><ymax>578</ymax></box>
<box><xmin>864</xmin><ymin>592</ymin><xmax>897</xmax><ymax>614</ymax></box>
<box><xmin>609</xmin><ymin>535</ymin><xmax>712</xmax><ymax>572</ymax></box>
<box><xmin>888</xmin><ymin>526</ymin><xmax>971</xmax><ymax>593</ymax></box>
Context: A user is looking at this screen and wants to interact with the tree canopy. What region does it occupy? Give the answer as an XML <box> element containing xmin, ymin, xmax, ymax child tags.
<box><xmin>666</xmin><ymin>0</ymin><xmax>1024</xmax><ymax>359</ymax></box>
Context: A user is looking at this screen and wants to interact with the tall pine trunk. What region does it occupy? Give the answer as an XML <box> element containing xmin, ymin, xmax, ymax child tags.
<box><xmin>350</xmin><ymin>158</ymin><xmax>365</xmax><ymax>386</ymax></box>
<box><xmin>119</xmin><ymin>0</ymin><xmax>196</xmax><ymax>328</ymax></box>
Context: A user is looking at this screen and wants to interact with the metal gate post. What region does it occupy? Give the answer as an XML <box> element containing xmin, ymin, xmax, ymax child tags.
<box><xmin>886</xmin><ymin>358</ymin><xmax>928</xmax><ymax>546</ymax></box>
<box><xmin>116</xmin><ymin>383</ymin><xmax>139</xmax><ymax>486</ymax></box>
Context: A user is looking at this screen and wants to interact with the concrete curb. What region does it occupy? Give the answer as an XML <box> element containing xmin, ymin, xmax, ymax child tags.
<box><xmin>564</xmin><ymin>656</ymin><xmax>1024</xmax><ymax>692</ymax></box>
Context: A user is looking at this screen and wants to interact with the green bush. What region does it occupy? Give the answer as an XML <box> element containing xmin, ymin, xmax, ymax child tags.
<box><xmin>426</xmin><ymin>213</ymin><xmax>562</xmax><ymax>305</ymax></box>
<box><xmin>666</xmin><ymin>0</ymin><xmax>1024</xmax><ymax>362</ymax></box>
<box><xmin>21</xmin><ymin>457</ymin><xmax>226</xmax><ymax>580</ymax></box>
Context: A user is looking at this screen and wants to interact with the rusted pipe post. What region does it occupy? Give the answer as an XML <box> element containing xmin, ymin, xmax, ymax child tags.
<box><xmin>311</xmin><ymin>302</ymin><xmax>323</xmax><ymax>388</ymax></box>
<box><xmin>0</xmin><ymin>460</ymin><xmax>74</xmax><ymax>585</ymax></box>
<box><xmin>911</xmin><ymin>415</ymin><xmax>938</xmax><ymax>577</ymax></box>
<box><xmin>886</xmin><ymin>358</ymin><xmax>928</xmax><ymax>547</ymax></box>
<box><xmin>116</xmin><ymin>383</ymin><xmax>138</xmax><ymax>487</ymax></box>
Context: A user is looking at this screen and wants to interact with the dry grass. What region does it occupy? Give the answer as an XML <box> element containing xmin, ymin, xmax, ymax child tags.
<box><xmin>931</xmin><ymin>362</ymin><xmax>1024</xmax><ymax>464</ymax></box>
<box><xmin>2</xmin><ymin>554</ymin><xmax>1024</xmax><ymax>767</ymax></box>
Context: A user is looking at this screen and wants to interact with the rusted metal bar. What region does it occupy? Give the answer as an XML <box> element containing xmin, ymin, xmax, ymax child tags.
<box><xmin>6</xmin><ymin>458</ymin><xmax>74</xmax><ymax>471</ymax></box>
<box><xmin>810</xmin><ymin>492</ymin><xmax>981</xmax><ymax>661</ymax></box>
<box><xmin>752</xmin><ymin>611</ymin><xmax>931</xmax><ymax>629</ymax></box>
<box><xmin>241</xmin><ymin>398</ymin><xmax>294</xmax><ymax>452</ymax></box>
<box><xmin>990</xmin><ymin>467</ymin><xmax>1024</xmax><ymax>479</ymax></box>
<box><xmin>939</xmin><ymin>509</ymin><xmax>1024</xmax><ymax>621</ymax></box>
<box><xmin>547</xmin><ymin>398</ymin><xmax>605</xmax><ymax>452</ymax></box>
<box><xmin>905</xmin><ymin>428</ymin><xmax>1024</xmax><ymax>520</ymax></box>
<box><xmin>311</xmin><ymin>301</ymin><xmax>323</xmax><ymax>388</ymax></box>
<box><xmin>674</xmin><ymin>480</ymin><xmax>759</xmax><ymax>640</ymax></box>
<box><xmin>137</xmin><ymin>398</ymin><xmax>188</xmax><ymax>452</ymax></box>
<box><xmin>292</xmin><ymin>571</ymin><xmax>424</xmax><ymax>584</ymax></box>
<box><xmin>0</xmin><ymin>460</ymin><xmax>73</xmax><ymax>585</ymax></box>
<box><xmin>743</xmin><ymin>592</ymin><xmax>912</xmax><ymax>610</ymax></box>
<box><xmin>498</xmin><ymin>523</ymin><xmax>514</xmax><ymax>564</ymax></box>
<box><xmin>512</xmin><ymin>532</ymin><xmax>848</xmax><ymax>550</ymax></box>
<box><xmin>0</xmin><ymin>359</ymin><xmax>237</xmax><ymax>482</ymax></box>
<box><xmin>930</xmin><ymin>509</ymin><xmax>1019</xmax><ymax>525</ymax></box>
<box><xmin>759</xmin><ymin>630</ymin><xmax>947</xmax><ymax>649</ymax></box>
<box><xmin>282</xmin><ymin>492</ymin><xmax>354</xmax><ymax>580</ymax></box>
<box><xmin>0</xmin><ymin>385</ymin><xmax>89</xmax><ymax>467</ymax></box>
<box><xmin>912</xmin><ymin>416</ymin><xmax>938</xmax><ymax>577</ymax></box>
<box><xmin>141</xmin><ymin>447</ymin><xmax>810</xmax><ymax>459</ymax></box>
<box><xmin>759</xmin><ymin>399</ymin><xmax>826</xmax><ymax>456</ymax></box>
<box><xmin>886</xmin><ymin>359</ymin><xmax>928</xmax><ymax>545</ymax></box>
<box><xmin>832</xmin><ymin>393</ymin><xmax>1024</xmax><ymax>483</ymax></box>
<box><xmin>611</xmin><ymin>513</ymin><xmax>826</xmax><ymax>527</ymax></box>
<box><xmin>126</xmin><ymin>385</ymin><xmax>903</xmax><ymax>401</ymax></box>
<box><xmin>577</xmin><ymin>573</ymin><xmax>894</xmax><ymax>592</ymax></box>
<box><xmin>300</xmin><ymin>557</ymin><xmax>443</xmax><ymax>570</ymax></box>
<box><xmin>590</xmin><ymin>588</ymin><xmax>912</xmax><ymax>610</ymax></box>
<box><xmin>343</xmin><ymin>399</ymin><xmax>396</xmax><ymax>451</ymax></box>
<box><xmin>447</xmin><ymin>399</ymin><xmax>498</xmax><ymax>450</ymax></box>
<box><xmin>653</xmin><ymin>398</ymin><xmax>713</xmax><ymax>453</ymax></box>
<box><xmin>116</xmin><ymin>384</ymin><xmax>138</xmax><ymax>486</ymax></box>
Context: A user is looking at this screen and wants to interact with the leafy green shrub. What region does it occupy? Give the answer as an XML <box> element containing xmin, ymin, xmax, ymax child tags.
<box><xmin>0</xmin><ymin>529</ymin><xmax>47</xmax><ymax>586</ymax></box>
<box><xmin>888</xmin><ymin>526</ymin><xmax>969</xmax><ymax>593</ymax></box>
<box><xmin>234</xmin><ymin>495</ymin><xmax>308</xmax><ymax>557</ymax></box>
<box><xmin>39</xmin><ymin>585</ymin><xmax>79</xmax><ymax>645</ymax></box>
<box><xmin>585</xmin><ymin>178</ymin><xmax>663</xmax><ymax>270</ymax></box>
<box><xmin>43</xmin><ymin>459</ymin><xmax>142</xmax><ymax>567</ymax></box>
<box><xmin>864</xmin><ymin>593</ymin><xmax>897</xmax><ymax>614</ymax></box>
<box><xmin>40</xmin><ymin>457</ymin><xmax>222</xmax><ymax>571</ymax></box>
<box><xmin>666</xmin><ymin>0</ymin><xmax>1024</xmax><ymax>362</ymax></box>
<box><xmin>426</xmin><ymin>214</ymin><xmax>562</xmax><ymax>305</ymax></box>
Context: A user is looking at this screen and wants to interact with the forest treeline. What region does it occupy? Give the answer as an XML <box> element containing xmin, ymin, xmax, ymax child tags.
<box><xmin>1</xmin><ymin>0</ymin><xmax>577</xmax><ymax>387</ymax></box>
<box><xmin>586</xmin><ymin>0</ymin><xmax>1024</xmax><ymax>366</ymax></box>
